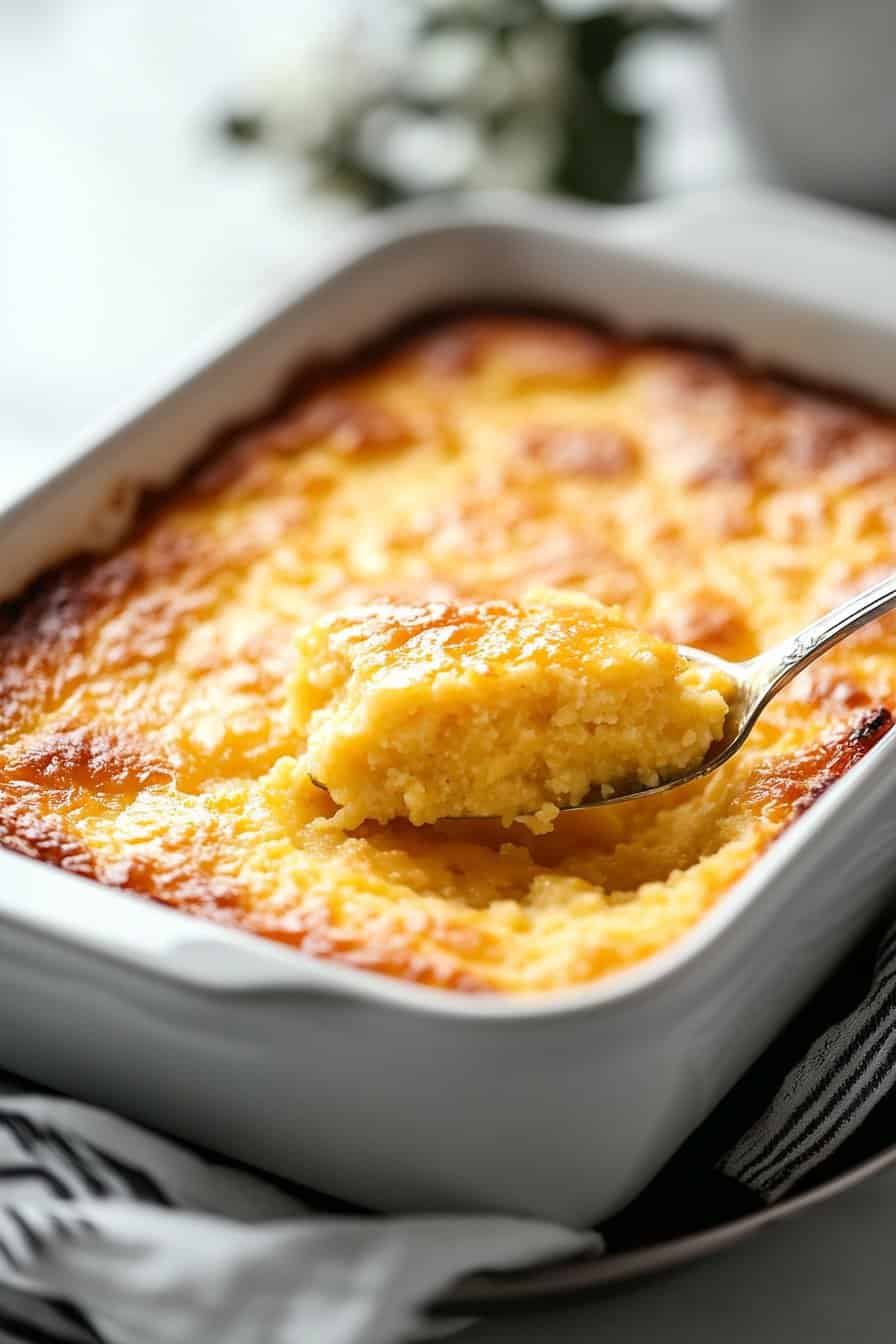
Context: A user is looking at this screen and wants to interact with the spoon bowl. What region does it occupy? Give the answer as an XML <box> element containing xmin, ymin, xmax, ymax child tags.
<box><xmin>553</xmin><ymin>568</ymin><xmax>896</xmax><ymax>813</ymax></box>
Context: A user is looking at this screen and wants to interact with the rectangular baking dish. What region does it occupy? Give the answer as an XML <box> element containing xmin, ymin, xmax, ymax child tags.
<box><xmin>3</xmin><ymin>187</ymin><xmax>896</xmax><ymax>1227</ymax></box>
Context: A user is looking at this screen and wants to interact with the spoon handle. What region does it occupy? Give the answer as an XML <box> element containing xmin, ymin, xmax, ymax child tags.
<box><xmin>755</xmin><ymin>570</ymin><xmax>896</xmax><ymax>701</ymax></box>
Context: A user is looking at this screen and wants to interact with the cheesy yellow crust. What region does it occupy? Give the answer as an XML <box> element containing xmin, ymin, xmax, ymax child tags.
<box><xmin>293</xmin><ymin>591</ymin><xmax>732</xmax><ymax>830</ymax></box>
<box><xmin>0</xmin><ymin>313</ymin><xmax>894</xmax><ymax>994</ymax></box>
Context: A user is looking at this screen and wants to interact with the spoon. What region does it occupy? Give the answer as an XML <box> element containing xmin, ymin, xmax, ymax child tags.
<box><xmin>561</xmin><ymin>568</ymin><xmax>896</xmax><ymax>812</ymax></box>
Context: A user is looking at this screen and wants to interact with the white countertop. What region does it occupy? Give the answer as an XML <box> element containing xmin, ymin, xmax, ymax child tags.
<box><xmin>0</xmin><ymin>0</ymin><xmax>354</xmax><ymax>502</ymax></box>
<box><xmin>2</xmin><ymin>5</ymin><xmax>890</xmax><ymax>1340</ymax></box>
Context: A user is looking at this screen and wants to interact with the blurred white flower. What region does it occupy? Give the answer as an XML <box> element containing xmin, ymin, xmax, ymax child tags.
<box><xmin>454</xmin><ymin>19</ymin><xmax>570</xmax><ymax>118</ymax></box>
<box><xmin>223</xmin><ymin>0</ymin><xmax>672</xmax><ymax>206</ymax></box>
<box><xmin>358</xmin><ymin>106</ymin><xmax>482</xmax><ymax>192</ymax></box>
<box><xmin>446</xmin><ymin>45</ymin><xmax>510</xmax><ymax>116</ymax></box>
<box><xmin>505</xmin><ymin>21</ymin><xmax>571</xmax><ymax>104</ymax></box>
<box><xmin>468</xmin><ymin>113</ymin><xmax>564</xmax><ymax>191</ymax></box>
<box><xmin>263</xmin><ymin>28</ymin><xmax>399</xmax><ymax>154</ymax></box>
<box><xmin>401</xmin><ymin>29</ymin><xmax>491</xmax><ymax>104</ymax></box>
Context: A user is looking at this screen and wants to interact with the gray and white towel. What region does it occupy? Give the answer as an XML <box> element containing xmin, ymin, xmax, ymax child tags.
<box><xmin>720</xmin><ymin>917</ymin><xmax>896</xmax><ymax>1200</ymax></box>
<box><xmin>1</xmin><ymin>923</ymin><xmax>896</xmax><ymax>1344</ymax></box>
<box><xmin>0</xmin><ymin>1091</ymin><xmax>593</xmax><ymax>1344</ymax></box>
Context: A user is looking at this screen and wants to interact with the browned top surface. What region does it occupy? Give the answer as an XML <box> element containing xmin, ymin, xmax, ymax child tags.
<box><xmin>1</xmin><ymin>314</ymin><xmax>894</xmax><ymax>992</ymax></box>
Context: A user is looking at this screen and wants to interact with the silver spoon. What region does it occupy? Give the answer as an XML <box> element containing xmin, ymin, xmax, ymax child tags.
<box><xmin>561</xmin><ymin>569</ymin><xmax>896</xmax><ymax>812</ymax></box>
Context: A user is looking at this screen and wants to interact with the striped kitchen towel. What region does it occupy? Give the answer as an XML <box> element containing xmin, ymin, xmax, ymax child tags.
<box><xmin>0</xmin><ymin>1090</ymin><xmax>592</xmax><ymax>1344</ymax></box>
<box><xmin>0</xmin><ymin>920</ymin><xmax>895</xmax><ymax>1344</ymax></box>
<box><xmin>720</xmin><ymin>917</ymin><xmax>896</xmax><ymax>1201</ymax></box>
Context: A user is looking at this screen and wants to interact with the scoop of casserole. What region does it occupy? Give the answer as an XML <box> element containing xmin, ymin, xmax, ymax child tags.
<box><xmin>293</xmin><ymin>591</ymin><xmax>732</xmax><ymax>831</ymax></box>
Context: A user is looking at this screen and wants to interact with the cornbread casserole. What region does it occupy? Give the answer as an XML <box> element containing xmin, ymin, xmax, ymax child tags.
<box><xmin>1</xmin><ymin>312</ymin><xmax>895</xmax><ymax>995</ymax></box>
<box><xmin>293</xmin><ymin>591</ymin><xmax>732</xmax><ymax>830</ymax></box>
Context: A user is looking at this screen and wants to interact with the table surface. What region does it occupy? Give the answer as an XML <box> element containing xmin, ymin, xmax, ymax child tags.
<box><xmin>462</xmin><ymin>1163</ymin><xmax>896</xmax><ymax>1343</ymax></box>
<box><xmin>2</xmin><ymin>5</ymin><xmax>891</xmax><ymax>1339</ymax></box>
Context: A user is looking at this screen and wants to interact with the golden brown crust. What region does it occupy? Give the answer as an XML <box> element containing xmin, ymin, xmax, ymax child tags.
<box><xmin>743</xmin><ymin>708</ymin><xmax>893</xmax><ymax>822</ymax></box>
<box><xmin>2</xmin><ymin>310</ymin><xmax>896</xmax><ymax>992</ymax></box>
<box><xmin>515</xmin><ymin>425</ymin><xmax>638</xmax><ymax>477</ymax></box>
<box><xmin>406</xmin><ymin>316</ymin><xmax>620</xmax><ymax>383</ymax></box>
<box><xmin>244</xmin><ymin>905</ymin><xmax>491</xmax><ymax>993</ymax></box>
<box><xmin>2</xmin><ymin>727</ymin><xmax>175</xmax><ymax>792</ymax></box>
<box><xmin>651</xmin><ymin>591</ymin><xmax>754</xmax><ymax>659</ymax></box>
<box><xmin>0</xmin><ymin>784</ymin><xmax>99</xmax><ymax>878</ymax></box>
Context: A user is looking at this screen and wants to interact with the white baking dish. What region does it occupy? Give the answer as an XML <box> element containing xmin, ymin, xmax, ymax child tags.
<box><xmin>3</xmin><ymin>187</ymin><xmax>896</xmax><ymax>1228</ymax></box>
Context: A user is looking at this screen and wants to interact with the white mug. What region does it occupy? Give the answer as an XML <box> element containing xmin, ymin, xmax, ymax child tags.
<box><xmin>719</xmin><ymin>0</ymin><xmax>896</xmax><ymax>208</ymax></box>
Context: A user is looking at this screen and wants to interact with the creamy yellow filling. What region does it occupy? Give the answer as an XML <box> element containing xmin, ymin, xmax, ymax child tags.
<box><xmin>292</xmin><ymin>589</ymin><xmax>733</xmax><ymax>831</ymax></box>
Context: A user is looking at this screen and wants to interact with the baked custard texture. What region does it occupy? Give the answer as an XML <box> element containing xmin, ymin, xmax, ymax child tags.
<box><xmin>293</xmin><ymin>591</ymin><xmax>732</xmax><ymax>830</ymax></box>
<box><xmin>1</xmin><ymin>313</ymin><xmax>895</xmax><ymax>993</ymax></box>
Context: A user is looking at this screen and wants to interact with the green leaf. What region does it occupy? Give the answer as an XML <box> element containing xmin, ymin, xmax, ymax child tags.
<box><xmin>553</xmin><ymin>87</ymin><xmax>644</xmax><ymax>203</ymax></box>
<box><xmin>571</xmin><ymin>12</ymin><xmax>635</xmax><ymax>84</ymax></box>
<box><xmin>219</xmin><ymin>111</ymin><xmax>265</xmax><ymax>145</ymax></box>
